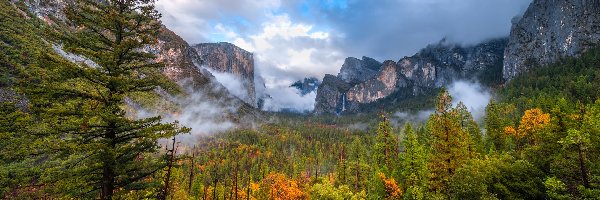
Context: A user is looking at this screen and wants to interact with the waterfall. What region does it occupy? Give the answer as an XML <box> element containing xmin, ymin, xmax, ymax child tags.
<box><xmin>341</xmin><ymin>93</ymin><xmax>346</xmax><ymax>112</ymax></box>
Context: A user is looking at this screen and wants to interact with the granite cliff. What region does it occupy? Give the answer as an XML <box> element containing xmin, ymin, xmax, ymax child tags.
<box><xmin>192</xmin><ymin>43</ymin><xmax>256</xmax><ymax>106</ymax></box>
<box><xmin>503</xmin><ymin>0</ymin><xmax>600</xmax><ymax>80</ymax></box>
<box><xmin>314</xmin><ymin>38</ymin><xmax>507</xmax><ymax>114</ymax></box>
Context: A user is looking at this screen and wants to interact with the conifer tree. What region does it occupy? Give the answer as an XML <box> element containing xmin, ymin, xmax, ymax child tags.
<box><xmin>399</xmin><ymin>123</ymin><xmax>429</xmax><ymax>200</ymax></box>
<box><xmin>484</xmin><ymin>100</ymin><xmax>514</xmax><ymax>152</ymax></box>
<box><xmin>456</xmin><ymin>102</ymin><xmax>484</xmax><ymax>156</ymax></box>
<box><xmin>23</xmin><ymin>0</ymin><xmax>189</xmax><ymax>198</ymax></box>
<box><xmin>374</xmin><ymin>114</ymin><xmax>399</xmax><ymax>173</ymax></box>
<box><xmin>348</xmin><ymin>137</ymin><xmax>368</xmax><ymax>192</ymax></box>
<box><xmin>427</xmin><ymin>89</ymin><xmax>471</xmax><ymax>196</ymax></box>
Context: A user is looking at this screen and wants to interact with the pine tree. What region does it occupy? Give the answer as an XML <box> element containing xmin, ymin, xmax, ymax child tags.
<box><xmin>348</xmin><ymin>137</ymin><xmax>368</xmax><ymax>192</ymax></box>
<box><xmin>374</xmin><ymin>114</ymin><xmax>399</xmax><ymax>173</ymax></box>
<box><xmin>427</xmin><ymin>89</ymin><xmax>472</xmax><ymax>196</ymax></box>
<box><xmin>456</xmin><ymin>102</ymin><xmax>483</xmax><ymax>156</ymax></box>
<box><xmin>557</xmin><ymin>103</ymin><xmax>600</xmax><ymax>190</ymax></box>
<box><xmin>399</xmin><ymin>123</ymin><xmax>429</xmax><ymax>200</ymax></box>
<box><xmin>0</xmin><ymin>102</ymin><xmax>38</xmax><ymax>198</ymax></box>
<box><xmin>22</xmin><ymin>0</ymin><xmax>189</xmax><ymax>198</ymax></box>
<box><xmin>484</xmin><ymin>100</ymin><xmax>514</xmax><ymax>152</ymax></box>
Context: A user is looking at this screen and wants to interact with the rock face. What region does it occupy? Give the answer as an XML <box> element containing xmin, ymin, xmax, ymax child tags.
<box><xmin>346</xmin><ymin>61</ymin><xmax>409</xmax><ymax>104</ymax></box>
<box><xmin>314</xmin><ymin>38</ymin><xmax>507</xmax><ymax>114</ymax></box>
<box><xmin>150</xmin><ymin>27</ymin><xmax>212</xmax><ymax>90</ymax></box>
<box><xmin>291</xmin><ymin>77</ymin><xmax>320</xmax><ymax>96</ymax></box>
<box><xmin>192</xmin><ymin>43</ymin><xmax>256</xmax><ymax>106</ymax></box>
<box><xmin>503</xmin><ymin>0</ymin><xmax>600</xmax><ymax>80</ymax></box>
<box><xmin>314</xmin><ymin>75</ymin><xmax>351</xmax><ymax>114</ymax></box>
<box><xmin>338</xmin><ymin>56</ymin><xmax>382</xmax><ymax>85</ymax></box>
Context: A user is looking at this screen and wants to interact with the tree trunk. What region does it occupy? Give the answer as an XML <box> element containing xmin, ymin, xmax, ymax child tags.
<box><xmin>203</xmin><ymin>183</ymin><xmax>207</xmax><ymax>200</ymax></box>
<box><xmin>189</xmin><ymin>149</ymin><xmax>195</xmax><ymax>194</ymax></box>
<box><xmin>159</xmin><ymin>137</ymin><xmax>177</xmax><ymax>200</ymax></box>
<box><xmin>100</xmin><ymin>163</ymin><xmax>115</xmax><ymax>200</ymax></box>
<box><xmin>101</xmin><ymin>126</ymin><xmax>117</xmax><ymax>200</ymax></box>
<box><xmin>577</xmin><ymin>143</ymin><xmax>590</xmax><ymax>188</ymax></box>
<box><xmin>212</xmin><ymin>176</ymin><xmax>217</xmax><ymax>200</ymax></box>
<box><xmin>234</xmin><ymin>160</ymin><xmax>239</xmax><ymax>200</ymax></box>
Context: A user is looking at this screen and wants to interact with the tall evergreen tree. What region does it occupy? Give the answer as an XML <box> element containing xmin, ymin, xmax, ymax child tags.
<box><xmin>427</xmin><ymin>89</ymin><xmax>472</xmax><ymax>197</ymax></box>
<box><xmin>456</xmin><ymin>102</ymin><xmax>484</xmax><ymax>156</ymax></box>
<box><xmin>22</xmin><ymin>0</ymin><xmax>189</xmax><ymax>198</ymax></box>
<box><xmin>484</xmin><ymin>100</ymin><xmax>516</xmax><ymax>152</ymax></box>
<box><xmin>399</xmin><ymin>123</ymin><xmax>429</xmax><ymax>200</ymax></box>
<box><xmin>348</xmin><ymin>137</ymin><xmax>369</xmax><ymax>192</ymax></box>
<box><xmin>374</xmin><ymin>114</ymin><xmax>399</xmax><ymax>173</ymax></box>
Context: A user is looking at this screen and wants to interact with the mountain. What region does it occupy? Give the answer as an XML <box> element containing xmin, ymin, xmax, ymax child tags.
<box><xmin>314</xmin><ymin>38</ymin><xmax>507</xmax><ymax>114</ymax></box>
<box><xmin>503</xmin><ymin>0</ymin><xmax>600</xmax><ymax>80</ymax></box>
<box><xmin>290</xmin><ymin>77</ymin><xmax>320</xmax><ymax>96</ymax></box>
<box><xmin>192</xmin><ymin>42</ymin><xmax>257</xmax><ymax>106</ymax></box>
<box><xmin>150</xmin><ymin>27</ymin><xmax>215</xmax><ymax>93</ymax></box>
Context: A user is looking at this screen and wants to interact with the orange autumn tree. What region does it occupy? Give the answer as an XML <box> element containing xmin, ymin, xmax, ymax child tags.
<box><xmin>258</xmin><ymin>173</ymin><xmax>307</xmax><ymax>200</ymax></box>
<box><xmin>504</xmin><ymin>108</ymin><xmax>550</xmax><ymax>149</ymax></box>
<box><xmin>378</xmin><ymin>173</ymin><xmax>403</xmax><ymax>199</ymax></box>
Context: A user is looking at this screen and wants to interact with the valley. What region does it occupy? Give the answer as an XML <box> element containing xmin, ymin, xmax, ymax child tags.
<box><xmin>1</xmin><ymin>0</ymin><xmax>600</xmax><ymax>199</ymax></box>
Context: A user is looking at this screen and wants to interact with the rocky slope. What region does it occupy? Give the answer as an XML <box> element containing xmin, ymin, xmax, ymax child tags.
<box><xmin>503</xmin><ymin>0</ymin><xmax>600</xmax><ymax>80</ymax></box>
<box><xmin>192</xmin><ymin>43</ymin><xmax>256</xmax><ymax>106</ymax></box>
<box><xmin>315</xmin><ymin>38</ymin><xmax>507</xmax><ymax>114</ymax></box>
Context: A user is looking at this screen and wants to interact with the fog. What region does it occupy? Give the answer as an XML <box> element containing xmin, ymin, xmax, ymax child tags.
<box><xmin>261</xmin><ymin>87</ymin><xmax>317</xmax><ymax>113</ymax></box>
<box><xmin>448</xmin><ymin>80</ymin><xmax>492</xmax><ymax>121</ymax></box>
<box><xmin>132</xmin><ymin>87</ymin><xmax>239</xmax><ymax>145</ymax></box>
<box><xmin>205</xmin><ymin>68</ymin><xmax>251</xmax><ymax>105</ymax></box>
<box><xmin>394</xmin><ymin>80</ymin><xmax>491</xmax><ymax>124</ymax></box>
<box><xmin>394</xmin><ymin>110</ymin><xmax>435</xmax><ymax>124</ymax></box>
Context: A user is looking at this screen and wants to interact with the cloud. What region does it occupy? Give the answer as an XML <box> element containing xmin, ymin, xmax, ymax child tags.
<box><xmin>222</xmin><ymin>14</ymin><xmax>344</xmax><ymax>112</ymax></box>
<box><xmin>290</xmin><ymin>0</ymin><xmax>532</xmax><ymax>60</ymax></box>
<box><xmin>448</xmin><ymin>80</ymin><xmax>492</xmax><ymax>121</ymax></box>
<box><xmin>394</xmin><ymin>110</ymin><xmax>434</xmax><ymax>124</ymax></box>
<box><xmin>155</xmin><ymin>0</ymin><xmax>281</xmax><ymax>44</ymax></box>
<box><xmin>132</xmin><ymin>89</ymin><xmax>239</xmax><ymax>145</ymax></box>
<box><xmin>392</xmin><ymin>80</ymin><xmax>491</xmax><ymax>125</ymax></box>
<box><xmin>261</xmin><ymin>87</ymin><xmax>317</xmax><ymax>113</ymax></box>
<box><xmin>203</xmin><ymin>67</ymin><xmax>250</xmax><ymax>104</ymax></box>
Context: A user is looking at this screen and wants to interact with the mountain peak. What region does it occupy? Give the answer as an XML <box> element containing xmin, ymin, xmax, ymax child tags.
<box><xmin>337</xmin><ymin>56</ymin><xmax>382</xmax><ymax>85</ymax></box>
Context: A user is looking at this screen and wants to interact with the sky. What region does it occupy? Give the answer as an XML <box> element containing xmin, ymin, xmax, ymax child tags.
<box><xmin>155</xmin><ymin>0</ymin><xmax>532</xmax><ymax>112</ymax></box>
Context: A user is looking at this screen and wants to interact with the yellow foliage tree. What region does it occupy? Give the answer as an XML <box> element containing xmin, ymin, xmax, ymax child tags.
<box><xmin>378</xmin><ymin>173</ymin><xmax>403</xmax><ymax>200</ymax></box>
<box><xmin>505</xmin><ymin>108</ymin><xmax>550</xmax><ymax>149</ymax></box>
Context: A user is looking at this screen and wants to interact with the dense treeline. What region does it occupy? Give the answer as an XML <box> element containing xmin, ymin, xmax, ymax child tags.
<box><xmin>1</xmin><ymin>0</ymin><xmax>600</xmax><ymax>199</ymax></box>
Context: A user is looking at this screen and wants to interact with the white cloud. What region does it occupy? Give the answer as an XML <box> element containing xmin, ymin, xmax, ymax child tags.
<box><xmin>206</xmin><ymin>68</ymin><xmax>250</xmax><ymax>104</ymax></box>
<box><xmin>132</xmin><ymin>90</ymin><xmax>239</xmax><ymax>146</ymax></box>
<box><xmin>448</xmin><ymin>80</ymin><xmax>491</xmax><ymax>121</ymax></box>
<box><xmin>216</xmin><ymin>14</ymin><xmax>344</xmax><ymax>112</ymax></box>
<box><xmin>262</xmin><ymin>88</ymin><xmax>317</xmax><ymax>113</ymax></box>
<box><xmin>394</xmin><ymin>110</ymin><xmax>434</xmax><ymax>123</ymax></box>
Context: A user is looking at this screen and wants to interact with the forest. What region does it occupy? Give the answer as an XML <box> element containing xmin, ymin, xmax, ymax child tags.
<box><xmin>1</xmin><ymin>0</ymin><xmax>600</xmax><ymax>199</ymax></box>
